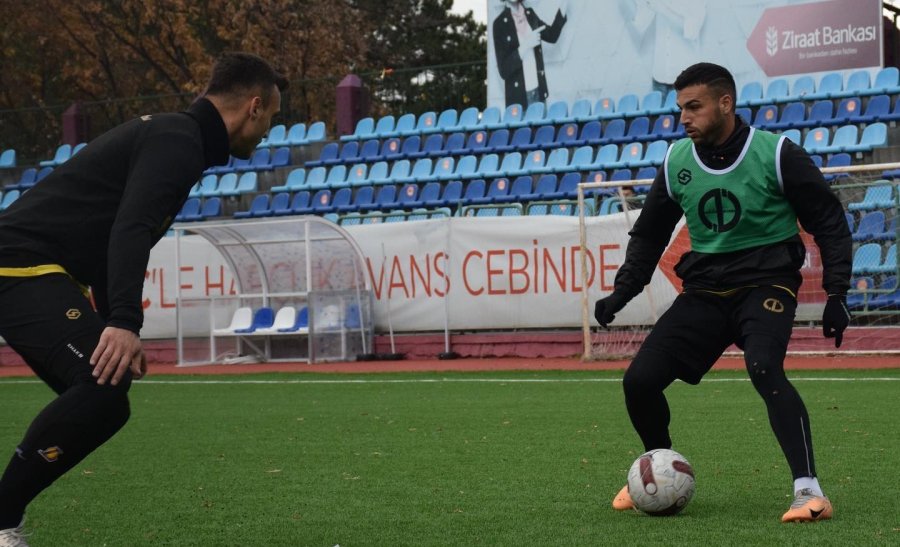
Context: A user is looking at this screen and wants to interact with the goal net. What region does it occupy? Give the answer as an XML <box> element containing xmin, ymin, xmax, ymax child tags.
<box><xmin>578</xmin><ymin>162</ymin><xmax>900</xmax><ymax>360</ymax></box>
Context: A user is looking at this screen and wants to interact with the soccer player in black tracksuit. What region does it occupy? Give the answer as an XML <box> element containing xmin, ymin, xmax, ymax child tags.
<box><xmin>594</xmin><ymin>63</ymin><xmax>851</xmax><ymax>522</ymax></box>
<box><xmin>0</xmin><ymin>53</ymin><xmax>286</xmax><ymax>545</ymax></box>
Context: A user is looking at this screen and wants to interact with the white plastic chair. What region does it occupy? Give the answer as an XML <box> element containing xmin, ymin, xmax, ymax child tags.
<box><xmin>254</xmin><ymin>306</ymin><xmax>296</xmax><ymax>334</ymax></box>
<box><xmin>213</xmin><ymin>307</ymin><xmax>252</xmax><ymax>335</ymax></box>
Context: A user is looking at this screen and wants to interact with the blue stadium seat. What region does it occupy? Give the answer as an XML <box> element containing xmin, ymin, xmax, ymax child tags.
<box><xmin>345</xmin><ymin>163</ymin><xmax>369</xmax><ymax>187</ymax></box>
<box><xmin>462</xmin><ymin>130</ymin><xmax>488</xmax><ymax>155</ymax></box>
<box><xmin>304</xmin><ymin>166</ymin><xmax>328</xmax><ymax>190</ymax></box>
<box><xmin>233</xmin><ymin>307</ymin><xmax>275</xmax><ymax>334</ymax></box>
<box><xmin>303</xmin><ymin>122</ymin><xmax>326</xmax><ymax>144</ymax></box>
<box><xmin>521</xmin><ymin>125</ymin><xmax>555</xmax><ymax>151</ymax></box>
<box><xmin>593</xmin><ymin>144</ymin><xmax>620</xmax><ymax>169</ymax></box>
<box><xmin>477</xmin><ymin>106</ymin><xmax>501</xmax><ymax>129</ymax></box>
<box><xmin>610</xmin><ymin>168</ymin><xmax>632</xmax><ymax>182</ymax></box>
<box><xmin>301</xmin><ymin>189</ymin><xmax>332</xmax><ymax>214</ymax></box>
<box><xmin>499</xmin><ymin>127</ymin><xmax>532</xmax><ymax>152</ymax></box>
<box><xmin>409</xmin><ymin>158</ymin><xmax>434</xmax><ymax>182</ymax></box>
<box><xmin>637</xmin><ymin>140</ymin><xmax>668</xmax><ymax>167</ymax></box>
<box><xmin>617</xmin><ymin>94</ymin><xmax>640</xmax><ymax>117</ymax></box>
<box><xmin>624</xmin><ymin>116</ymin><xmax>650</xmax><ymax>142</ymax></box>
<box><xmin>841</xmin><ymin>70</ymin><xmax>871</xmax><ymax>97</ymax></box>
<box><xmin>847</xmin><ymin>276</ymin><xmax>875</xmax><ymax>309</ymax></box>
<box><xmin>646</xmin><ymin>115</ymin><xmax>677</xmax><ymax>140</ymax></box>
<box><xmin>412</xmin><ymin>182</ymin><xmax>442</xmax><ymax>208</ymax></box>
<box><xmin>851</xmin><ymin>242</ymin><xmax>882</xmax><ymax>274</ymax></box>
<box><xmin>852</xmin><ymin>211</ymin><xmax>886</xmax><ymax>241</ymax></box>
<box><xmin>847</xmin><ymin>183</ymin><xmax>894</xmax><ymax>211</ymax></box>
<box><xmin>737</xmin><ymin>81</ymin><xmax>763</xmax><ymax>106</ymax></box>
<box><xmin>364</xmin><ymin>186</ymin><xmax>399</xmax><ymax>213</ymax></box>
<box><xmin>574</xmin><ymin>121</ymin><xmax>602</xmax><ymax>146</ymax></box>
<box><xmin>431</xmin><ymin>157</ymin><xmax>456</xmax><ymax>181</ymax></box>
<box><xmin>566</xmin><ymin>146</ymin><xmax>597</xmax><ymax>172</ymax></box>
<box><xmin>474</xmin><ymin>154</ymin><xmax>500</xmax><ymax>178</ymax></box>
<box><xmin>411</xmin><ymin>134</ymin><xmax>443</xmax><ymax>159</ymax></box>
<box><xmin>517</xmin><ymin>150</ymin><xmax>546</xmax><ymax>175</ymax></box>
<box><xmin>567</xmin><ymin>98</ymin><xmax>593</xmax><ymax>123</ymax></box>
<box><xmin>428</xmin><ymin>180</ymin><xmax>463</xmax><ymax>208</ymax></box>
<box><xmin>846</xmin><ymin>122</ymin><xmax>887</xmax><ymax>153</ymax></box>
<box><xmin>795</xmin><ymin>101</ymin><xmax>833</xmax><ymax>129</ymax></box>
<box><xmin>484</xmin><ymin>129</ymin><xmax>510</xmax><ymax>153</ymax></box>
<box><xmin>870</xmin><ymin>275</ymin><xmax>900</xmax><ymax>309</ymax></box>
<box><xmin>405</xmin><ymin>112</ymin><xmax>436</xmax><ymax>135</ymax></box>
<box><xmin>491</xmin><ymin>176</ymin><xmax>530</xmax><ymax>203</ymax></box>
<box><xmin>764</xmin><ymin>78</ymin><xmax>790</xmax><ymax>103</ymax></box>
<box><xmin>440</xmin><ymin>132</ymin><xmax>466</xmax><ymax>157</ymax></box>
<box><xmin>234</xmin><ymin>194</ymin><xmax>271</xmax><ymax>219</ymax></box>
<box><xmin>849</xmin><ymin>95</ymin><xmax>890</xmax><ymax>124</ymax></box>
<box><xmin>768</xmin><ymin>102</ymin><xmax>806</xmax><ymax>130</ymax></box>
<box><xmin>871</xmin><ymin>67</ymin><xmax>900</xmax><ymax>95</ymax></box>
<box><xmin>488</xmin><ymin>104</ymin><xmax>524</xmax><ymax>129</ymax></box>
<box><xmin>324</xmin><ymin>165</ymin><xmax>348</xmax><ymax>188</ymax></box>
<box><xmin>280</xmin><ymin>123</ymin><xmax>304</xmax><ymax>146</ymax></box>
<box><xmin>449</xmin><ymin>155</ymin><xmax>478</xmax><ymax>179</ymax></box>
<box><xmin>550</xmin><ymin>123</ymin><xmax>578</xmax><ymax>148</ymax></box>
<box><xmin>735</xmin><ymin>107</ymin><xmax>752</xmax><ymax>125</ymax></box>
<box><xmin>273</xmin><ymin>191</ymin><xmax>309</xmax><ymax>216</ymax></box>
<box><xmin>341</xmin><ymin>117</ymin><xmax>373</xmax><ymax>142</ymax></box>
<box><xmin>634</xmin><ymin>167</ymin><xmax>657</xmax><ymax>192</ymax></box>
<box><xmin>195</xmin><ymin>174</ymin><xmax>219</xmax><ymax>197</ymax></box>
<box><xmin>594</xmin><ymin>97</ymin><xmax>616</xmax><ymax>119</ymax></box>
<box><xmin>198</xmin><ymin>197</ymin><xmax>221</xmax><ymax>220</ymax></box>
<box><xmin>0</xmin><ymin>149</ymin><xmax>15</xmax><ymax>169</ymax></box>
<box><xmin>819</xmin><ymin>125</ymin><xmax>858</xmax><ymax>154</ymax></box>
<box><xmin>268</xmin><ymin>147</ymin><xmax>291</xmax><ymax>170</ymax></box>
<box><xmin>339</xmin><ymin>186</ymin><xmax>374</xmax><ymax>213</ymax></box>
<box><xmin>229</xmin><ymin>172</ymin><xmax>257</xmax><ymax>196</ymax></box>
<box><xmin>429</xmin><ymin>108</ymin><xmax>458</xmax><ymax>134</ymax></box>
<box><xmin>39</xmin><ymin>144</ymin><xmax>71</xmax><ymax>167</ymax></box>
<box><xmin>35</xmin><ymin>166</ymin><xmax>53</xmax><ymax>183</ymax></box>
<box><xmin>261</xmin><ymin>124</ymin><xmax>287</xmax><ymax>148</ymax></box>
<box><xmin>529</xmin><ymin>174</ymin><xmax>558</xmax><ymax>199</ymax></box>
<box><xmin>306</xmin><ymin>142</ymin><xmax>338</xmax><ymax>167</ymax></box>
<box><xmin>753</xmin><ymin>105</ymin><xmax>779</xmax><ymax>129</ymax></box>
<box><xmin>539</xmin><ymin>148</ymin><xmax>569</xmax><ymax>174</ymax></box>
<box><xmin>613</xmin><ymin>142</ymin><xmax>645</xmax><ymax>168</ymax></box>
<box><xmin>356</xmin><ymin>139</ymin><xmax>381</xmax><ymax>163</ymax></box>
<box><xmin>544</xmin><ymin>100</ymin><xmax>569</xmax><ymax>124</ymax></box>
<box><xmin>493</xmin><ymin>152</ymin><xmax>523</xmax><ymax>177</ymax></box>
<box><xmin>373</xmin><ymin>137</ymin><xmax>399</xmax><ymax>161</ymax></box>
<box><xmin>479</xmin><ymin>177</ymin><xmax>513</xmax><ymax>204</ymax></box>
<box><xmin>874</xmin><ymin>244</ymin><xmax>897</xmax><ymax>274</ymax></box>
<box><xmin>810</xmin><ymin>154</ymin><xmax>824</xmax><ymax>169</ymax></box>
<box><xmin>267</xmin><ymin>192</ymin><xmax>291</xmax><ymax>216</ymax></box>
<box><xmin>323</xmin><ymin>187</ymin><xmax>352</xmax><ymax>212</ymax></box>
<box><xmin>822</xmin><ymin>152</ymin><xmax>851</xmax><ymax>183</ymax></box>
<box><xmin>393</xmin><ymin>135</ymin><xmax>421</xmax><ymax>160</ymax></box>
<box><xmin>802</xmin><ymin>127</ymin><xmax>830</xmax><ymax>154</ymax></box>
<box><xmin>359</xmin><ymin>161</ymin><xmax>386</xmax><ymax>186</ymax></box>
<box><xmin>389</xmin><ymin>113</ymin><xmax>417</xmax><ymax>137</ymax></box>
<box><xmin>372</xmin><ymin>115</ymin><xmax>396</xmax><ymax>138</ymax></box>
<box><xmin>639</xmin><ymin>91</ymin><xmax>662</xmax><ymax>115</ymax></box>
<box><xmin>211</xmin><ymin>173</ymin><xmax>238</xmax><ymax>196</ymax></box>
<box><xmin>175</xmin><ymin>198</ymin><xmax>201</xmax><ymax>222</ymax></box>
<box><xmin>237</xmin><ymin>148</ymin><xmax>270</xmax><ymax>172</ymax></box>
<box><xmin>829</xmin><ymin>97</ymin><xmax>863</xmax><ymax>125</ymax></box>
<box><xmin>789</xmin><ymin>75</ymin><xmax>816</xmax><ymax>101</ymax></box>
<box><xmin>809</xmin><ymin>72</ymin><xmax>843</xmax><ymax>99</ymax></box>
<box><xmin>558</xmin><ymin>171</ymin><xmax>588</xmax><ymax>198</ymax></box>
<box><xmin>451</xmin><ymin>107</ymin><xmax>480</xmax><ymax>131</ymax></box>
<box><xmin>599</xmin><ymin>119</ymin><xmax>626</xmax><ymax>144</ymax></box>
<box><xmin>460</xmin><ymin>179</ymin><xmax>487</xmax><ymax>205</ymax></box>
<box><xmin>520</xmin><ymin>102</ymin><xmax>546</xmax><ymax>126</ymax></box>
<box><xmin>650</xmin><ymin>89</ymin><xmax>678</xmax><ymax>115</ymax></box>
<box><xmin>0</xmin><ymin>190</ymin><xmax>19</xmax><ymax>210</ymax></box>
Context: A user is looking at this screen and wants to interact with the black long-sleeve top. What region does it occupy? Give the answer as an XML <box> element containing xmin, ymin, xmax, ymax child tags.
<box><xmin>0</xmin><ymin>98</ymin><xmax>229</xmax><ymax>333</ymax></box>
<box><xmin>613</xmin><ymin>117</ymin><xmax>852</xmax><ymax>301</ymax></box>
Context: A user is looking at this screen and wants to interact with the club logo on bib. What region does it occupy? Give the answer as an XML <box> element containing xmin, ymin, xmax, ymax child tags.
<box><xmin>65</xmin><ymin>309</ymin><xmax>81</xmax><ymax>320</ymax></box>
<box><xmin>698</xmin><ymin>188</ymin><xmax>742</xmax><ymax>233</ymax></box>
<box><xmin>763</xmin><ymin>298</ymin><xmax>785</xmax><ymax>313</ymax></box>
<box><xmin>38</xmin><ymin>446</ymin><xmax>63</xmax><ymax>462</ymax></box>
<box><xmin>677</xmin><ymin>168</ymin><xmax>692</xmax><ymax>185</ymax></box>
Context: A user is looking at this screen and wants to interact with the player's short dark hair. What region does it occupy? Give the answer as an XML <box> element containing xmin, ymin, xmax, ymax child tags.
<box><xmin>204</xmin><ymin>52</ymin><xmax>288</xmax><ymax>105</ymax></box>
<box><xmin>674</xmin><ymin>62</ymin><xmax>736</xmax><ymax>102</ymax></box>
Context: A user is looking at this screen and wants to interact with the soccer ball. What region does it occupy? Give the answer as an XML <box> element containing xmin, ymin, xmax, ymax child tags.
<box><xmin>626</xmin><ymin>448</ymin><xmax>695</xmax><ymax>516</ymax></box>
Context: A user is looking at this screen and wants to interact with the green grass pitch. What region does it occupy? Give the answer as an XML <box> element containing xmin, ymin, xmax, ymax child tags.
<box><xmin>1</xmin><ymin>369</ymin><xmax>898</xmax><ymax>546</ymax></box>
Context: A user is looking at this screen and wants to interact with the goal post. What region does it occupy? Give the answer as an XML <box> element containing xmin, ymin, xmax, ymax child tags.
<box><xmin>578</xmin><ymin>162</ymin><xmax>900</xmax><ymax>360</ymax></box>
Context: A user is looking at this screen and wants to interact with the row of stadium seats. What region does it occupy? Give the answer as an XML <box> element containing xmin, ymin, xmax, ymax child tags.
<box><xmin>214</xmin><ymin>304</ymin><xmax>361</xmax><ymax>335</ymax></box>
<box><xmin>255</xmin><ymin>121</ymin><xmax>326</xmax><ymax>148</ymax></box>
<box><xmin>849</xmin><ymin>211</ymin><xmax>897</xmax><ymax>243</ymax></box>
<box><xmin>189</xmin><ymin>172</ymin><xmax>259</xmax><ymax>198</ymax></box>
<box><xmin>738</xmin><ymin>95</ymin><xmax>900</xmax><ymax>130</ymax></box>
<box><xmin>848</xmin><ymin>275</ymin><xmax>900</xmax><ymax>310</ymax></box>
<box><xmin>204</xmin><ymin>147</ymin><xmax>291</xmax><ymax>176</ymax></box>
<box><xmin>852</xmin><ymin>243</ymin><xmax>897</xmax><ymax>275</ymax></box>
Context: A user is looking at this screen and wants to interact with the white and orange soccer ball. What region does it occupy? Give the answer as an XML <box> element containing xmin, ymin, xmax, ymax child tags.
<box><xmin>626</xmin><ymin>449</ymin><xmax>695</xmax><ymax>516</ymax></box>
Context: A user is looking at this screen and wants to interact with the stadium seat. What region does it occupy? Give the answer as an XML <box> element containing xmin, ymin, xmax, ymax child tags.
<box><xmin>324</xmin><ymin>165</ymin><xmax>348</xmax><ymax>188</ymax></box>
<box><xmin>847</xmin><ymin>276</ymin><xmax>874</xmax><ymax>309</ymax></box>
<box><xmin>284</xmin><ymin>123</ymin><xmax>307</xmax><ymax>145</ymax></box>
<box><xmin>268</xmin><ymin>147</ymin><xmax>291</xmax><ymax>170</ymax></box>
<box><xmin>185</xmin><ymin>197</ymin><xmax>220</xmax><ymax>221</ymax></box>
<box><xmin>565</xmin><ymin>98</ymin><xmax>593</xmax><ymax>123</ymax></box>
<box><xmin>478</xmin><ymin>177</ymin><xmax>512</xmax><ymax>204</ymax></box>
<box><xmin>459</xmin><ymin>179</ymin><xmax>487</xmax><ymax>205</ymax></box>
<box><xmin>237</xmin><ymin>148</ymin><xmax>270</xmax><ymax>172</ymax></box>
<box><xmin>408</xmin><ymin>111</ymin><xmax>437</xmax><ymax>135</ymax></box>
<box><xmin>427</xmin><ymin>180</ymin><xmax>462</xmax><ymax>208</ymax></box>
<box><xmin>461</xmin><ymin>130</ymin><xmax>488</xmax><ymax>155</ymax></box>
<box><xmin>488</xmin><ymin>104</ymin><xmax>523</xmax><ymax>129</ymax></box>
<box><xmin>636</xmin><ymin>140</ymin><xmax>668</xmax><ymax>167</ymax></box>
<box><xmin>612</xmin><ymin>142</ymin><xmax>644</xmax><ymax>168</ymax></box>
<box><xmin>822</xmin><ymin>153</ymin><xmax>851</xmax><ymax>182</ymax></box>
<box><xmin>639</xmin><ymin>91</ymin><xmax>662</xmax><ymax>115</ymax></box>
<box><xmin>802</xmin><ymin>127</ymin><xmax>830</xmax><ymax>154</ymax></box>
<box><xmin>599</xmin><ymin>119</ymin><xmax>626</xmax><ymax>144</ymax></box>
<box><xmin>851</xmin><ymin>242</ymin><xmax>882</xmax><ymax>274</ymax></box>
<box><xmin>411</xmin><ymin>182</ymin><xmax>442</xmax><ymax>208</ymax></box>
<box><xmin>819</xmin><ymin>125</ymin><xmax>858</xmax><ymax>154</ymax></box>
<box><xmin>0</xmin><ymin>190</ymin><xmax>19</xmax><ymax>210</ymax></box>
<box><xmin>306</xmin><ymin>142</ymin><xmax>338</xmax><ymax>167</ymax></box>
<box><xmin>39</xmin><ymin>144</ymin><xmax>71</xmax><ymax>167</ymax></box>
<box><xmin>252</xmin><ymin>306</ymin><xmax>297</xmax><ymax>334</ymax></box>
<box><xmin>372</xmin><ymin>115</ymin><xmax>396</xmax><ymax>138</ymax></box>
<box><xmin>617</xmin><ymin>94</ymin><xmax>640</xmax><ymax>117</ymax></box>
<box><xmin>271</xmin><ymin>168</ymin><xmax>306</xmax><ymax>193</ymax></box>
<box><xmin>440</xmin><ymin>132</ymin><xmax>466</xmax><ymax>157</ymax></box>
<box><xmin>871</xmin><ymin>67</ymin><xmax>900</xmax><ymax>95</ymax></box>
<box><xmin>338</xmin><ymin>185</ymin><xmax>374</xmax><ymax>213</ymax></box>
<box><xmin>593</xmin><ymin>144</ymin><xmax>620</xmax><ymax>169</ymax></box>
<box><xmin>277</xmin><ymin>191</ymin><xmax>310</xmax><ymax>216</ymax></box>
<box><xmin>233</xmin><ymin>194</ymin><xmax>271</xmax><ymax>219</ymax></box>
<box><xmin>332</xmin><ymin>141</ymin><xmax>359</xmax><ymax>165</ymax></box>
<box><xmin>654</xmin><ymin>89</ymin><xmax>679</xmax><ymax>115</ymax></box>
<box><xmin>409</xmin><ymin>158</ymin><xmax>434</xmax><ymax>182</ymax></box>
<box><xmin>809</xmin><ymin>72</ymin><xmax>843</xmax><ymax>99</ymax></box>
<box><xmin>356</xmin><ymin>139</ymin><xmax>381</xmax><ymax>163</ymax></box>
<box><xmin>346</xmin><ymin>163</ymin><xmax>369</xmax><ymax>187</ymax></box>
<box><xmin>780</xmin><ymin>129</ymin><xmax>801</xmax><ymax>146</ymax></box>
<box><xmin>829</xmin><ymin>97</ymin><xmax>862</xmax><ymax>125</ymax></box>
<box><xmin>624</xmin><ymin>117</ymin><xmax>650</xmax><ymax>142</ymax></box>
<box><xmin>500</xmin><ymin>127</ymin><xmax>532</xmax><ymax>153</ymax></box>
<box><xmin>789</xmin><ymin>75</ymin><xmax>816</xmax><ymax>101</ymax></box>
<box><xmin>303</xmin><ymin>122</ymin><xmax>326</xmax><ymax>143</ymax></box>
<box><xmin>520</xmin><ymin>102</ymin><xmax>546</xmax><ymax>126</ymax></box>
<box><xmin>298</xmin><ymin>189</ymin><xmax>331</xmax><ymax>214</ymax></box>
<box><xmin>448</xmin><ymin>155</ymin><xmax>477</xmax><ymax>179</ymax></box>
<box><xmin>474</xmin><ymin>154</ymin><xmax>500</xmax><ymax>178</ymax></box>
<box><xmin>565</xmin><ymin>146</ymin><xmax>597</xmax><ymax>172</ymax></box>
<box><xmin>493</xmin><ymin>152</ymin><xmax>523</xmax><ymax>177</ymax></box>
<box><xmin>517</xmin><ymin>150</ymin><xmax>546</xmax><ymax>175</ymax></box>
<box><xmin>753</xmin><ymin>105</ymin><xmax>779</xmax><ymax>129</ymax></box>
<box><xmin>521</xmin><ymin>125</ymin><xmax>555</xmax><ymax>151</ymax></box>
<box><xmin>430</xmin><ymin>157</ymin><xmax>456</xmax><ymax>181</ymax></box>
<box><xmin>737</xmin><ymin>81</ymin><xmax>763</xmax><ymax>106</ymax></box>
<box><xmin>849</xmin><ymin>94</ymin><xmax>890</xmax><ymax>124</ymax></box>
<box><xmin>429</xmin><ymin>108</ymin><xmax>459</xmax><ymax>134</ymax></box>
<box><xmin>389</xmin><ymin>113</ymin><xmax>416</xmax><ymax>137</ymax></box>
<box><xmin>324</xmin><ymin>187</ymin><xmax>353</xmax><ymax>212</ymax></box>
<box><xmin>484</xmin><ymin>129</ymin><xmax>510</xmax><ymax>153</ymax></box>
<box><xmin>411</xmin><ymin>134</ymin><xmax>443</xmax><ymax>159</ymax></box>
<box><xmin>594</xmin><ymin>97</ymin><xmax>616</xmax><ymax>119</ymax></box>
<box><xmin>735</xmin><ymin>107</ymin><xmax>752</xmax><ymax>125</ymax></box>
<box><xmin>369</xmin><ymin>160</ymin><xmax>405</xmax><ymax>185</ymax></box>
<box><xmin>574</xmin><ymin>121</ymin><xmax>602</xmax><ymax>146</ymax></box>
<box><xmin>476</xmin><ymin>106</ymin><xmax>501</xmax><ymax>129</ymax></box>
<box><xmin>341</xmin><ymin>117</ymin><xmax>374</xmax><ymax>142</ymax></box>
<box><xmin>847</xmin><ymin>122</ymin><xmax>887</xmax><ymax>153</ymax></box>
<box><xmin>193</xmin><ymin>174</ymin><xmax>217</xmax><ymax>197</ymax></box>
<box><xmin>555</xmin><ymin>172</ymin><xmax>586</xmax><ymax>199</ymax></box>
<box><xmin>852</xmin><ymin>211</ymin><xmax>886</xmax><ymax>241</ymax></box>
<box><xmin>544</xmin><ymin>100</ymin><xmax>569</xmax><ymax>124</ymax></box>
<box><xmin>364</xmin><ymin>185</ymin><xmax>398</xmax><ymax>212</ymax></box>
<box><xmin>259</xmin><ymin>124</ymin><xmax>286</xmax><ymax>148</ymax></box>
<box><xmin>211</xmin><ymin>173</ymin><xmax>238</xmax><ymax>196</ymax></box>
<box><xmin>0</xmin><ymin>149</ymin><xmax>16</xmax><ymax>169</ymax></box>
<box><xmin>847</xmin><ymin>183</ymin><xmax>894</xmax><ymax>211</ymax></box>
<box><xmin>537</xmin><ymin>148</ymin><xmax>568</xmax><ymax>174</ymax></box>
<box><xmin>764</xmin><ymin>78</ymin><xmax>790</xmax><ymax>103</ymax></box>
<box><xmin>213</xmin><ymin>307</ymin><xmax>253</xmax><ymax>335</ymax></box>
<box><xmin>268</xmin><ymin>192</ymin><xmax>292</xmax><ymax>216</ymax></box>
<box><xmin>874</xmin><ymin>244</ymin><xmax>897</xmax><ymax>274</ymax></box>
<box><xmin>767</xmin><ymin>102</ymin><xmax>806</xmax><ymax>130</ymax></box>
<box><xmin>841</xmin><ymin>70</ymin><xmax>871</xmax><ymax>97</ymax></box>
<box><xmin>870</xmin><ymin>275</ymin><xmax>900</xmax><ymax>308</ymax></box>
<box><xmin>527</xmin><ymin>174</ymin><xmax>558</xmax><ymax>199</ymax></box>
<box><xmin>175</xmin><ymin>198</ymin><xmax>201</xmax><ymax>222</ymax></box>
<box><xmin>233</xmin><ymin>307</ymin><xmax>275</xmax><ymax>334</ymax></box>
<box><xmin>450</xmin><ymin>106</ymin><xmax>480</xmax><ymax>131</ymax></box>
<box><xmin>491</xmin><ymin>176</ymin><xmax>530</xmax><ymax>204</ymax></box>
<box><xmin>645</xmin><ymin>115</ymin><xmax>677</xmax><ymax>141</ymax></box>
<box><xmin>275</xmin><ymin>307</ymin><xmax>309</xmax><ymax>333</ymax></box>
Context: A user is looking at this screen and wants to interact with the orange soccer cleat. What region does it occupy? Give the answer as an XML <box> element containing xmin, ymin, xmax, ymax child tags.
<box><xmin>781</xmin><ymin>489</ymin><xmax>833</xmax><ymax>523</ymax></box>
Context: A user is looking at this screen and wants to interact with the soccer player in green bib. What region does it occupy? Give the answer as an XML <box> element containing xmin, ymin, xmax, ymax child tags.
<box><xmin>595</xmin><ymin>63</ymin><xmax>851</xmax><ymax>522</ymax></box>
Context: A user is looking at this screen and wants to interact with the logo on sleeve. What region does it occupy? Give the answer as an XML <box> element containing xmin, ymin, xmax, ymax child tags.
<box><xmin>38</xmin><ymin>446</ymin><xmax>63</xmax><ymax>462</ymax></box>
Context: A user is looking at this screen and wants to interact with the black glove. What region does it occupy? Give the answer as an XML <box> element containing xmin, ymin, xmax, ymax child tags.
<box><xmin>822</xmin><ymin>294</ymin><xmax>851</xmax><ymax>348</ymax></box>
<box><xmin>594</xmin><ymin>292</ymin><xmax>629</xmax><ymax>329</ymax></box>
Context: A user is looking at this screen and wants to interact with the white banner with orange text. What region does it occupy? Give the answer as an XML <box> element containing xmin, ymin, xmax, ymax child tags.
<box><xmin>141</xmin><ymin>215</ymin><xmax>683</xmax><ymax>338</ymax></box>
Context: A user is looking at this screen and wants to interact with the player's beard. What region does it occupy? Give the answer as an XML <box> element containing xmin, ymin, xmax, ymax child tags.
<box><xmin>697</xmin><ymin>110</ymin><xmax>728</xmax><ymax>147</ymax></box>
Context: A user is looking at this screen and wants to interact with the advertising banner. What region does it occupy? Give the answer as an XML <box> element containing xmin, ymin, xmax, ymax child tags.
<box><xmin>486</xmin><ymin>0</ymin><xmax>883</xmax><ymax>109</ymax></box>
